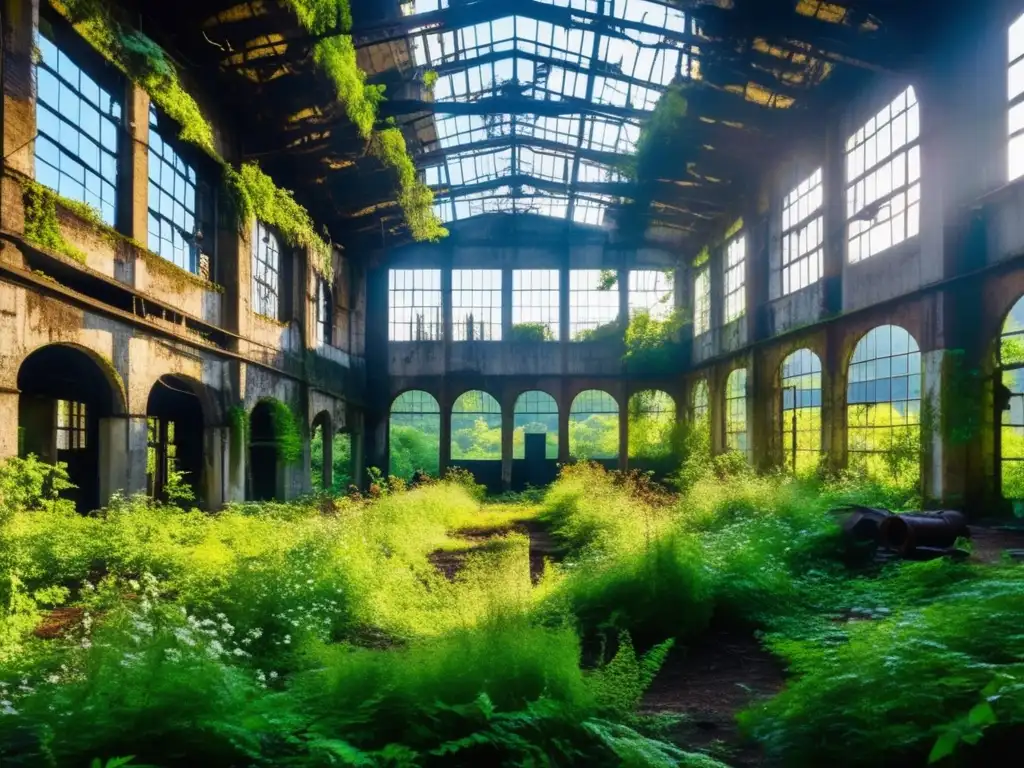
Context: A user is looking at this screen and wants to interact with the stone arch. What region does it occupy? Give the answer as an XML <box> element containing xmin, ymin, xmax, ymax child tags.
<box><xmin>248</xmin><ymin>397</ymin><xmax>299</xmax><ymax>502</ymax></box>
<box><xmin>627</xmin><ymin>390</ymin><xmax>676</xmax><ymax>460</ymax></box>
<box><xmin>17</xmin><ymin>343</ymin><xmax>127</xmax><ymax>512</ymax></box>
<box><xmin>779</xmin><ymin>348</ymin><xmax>823</xmax><ymax>474</ymax></box>
<box><xmin>995</xmin><ymin>296</ymin><xmax>1024</xmax><ymax>500</ymax></box>
<box><xmin>311</xmin><ymin>410</ymin><xmax>333</xmax><ymax>491</ymax></box>
<box><xmin>513</xmin><ymin>390</ymin><xmax>559</xmax><ymax>460</ymax></box>
<box><xmin>145</xmin><ymin>374</ymin><xmax>209</xmax><ymax>504</ymax></box>
<box><xmin>451</xmin><ymin>390</ymin><xmax>502</xmax><ymax>461</ymax></box>
<box><xmin>846</xmin><ymin>324</ymin><xmax>921</xmax><ymax>485</ymax></box>
<box><xmin>389</xmin><ymin>390</ymin><xmax>440</xmax><ymax>479</ymax></box>
<box><xmin>569</xmin><ymin>389</ymin><xmax>619</xmax><ymax>460</ymax></box>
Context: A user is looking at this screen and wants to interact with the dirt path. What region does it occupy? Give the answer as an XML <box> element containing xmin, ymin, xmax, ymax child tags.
<box><xmin>641</xmin><ymin>629</ymin><xmax>786</xmax><ymax>767</ymax></box>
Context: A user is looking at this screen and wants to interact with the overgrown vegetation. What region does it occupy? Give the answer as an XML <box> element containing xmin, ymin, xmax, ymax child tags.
<box><xmin>508</xmin><ymin>322</ymin><xmax>555</xmax><ymax>342</ymax></box>
<box><xmin>265</xmin><ymin>399</ymin><xmax>303</xmax><ymax>465</ymax></box>
<box><xmin>21</xmin><ymin>181</ymin><xmax>89</xmax><ymax>263</ymax></box>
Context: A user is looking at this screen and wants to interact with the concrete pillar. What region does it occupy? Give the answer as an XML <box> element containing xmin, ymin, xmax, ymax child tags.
<box><xmin>98</xmin><ymin>415</ymin><xmax>147</xmax><ymax>505</ymax></box>
<box><xmin>320</xmin><ymin>423</ymin><xmax>334</xmax><ymax>490</ymax></box>
<box><xmin>558</xmin><ymin>385</ymin><xmax>571</xmax><ymax>463</ymax></box>
<box><xmin>501</xmin><ymin>267</ymin><xmax>513</xmax><ymax>339</ymax></box>
<box><xmin>823</xmin><ymin>324</ymin><xmax>847</xmax><ymax>474</ymax></box>
<box><xmin>350</xmin><ymin>427</ymin><xmax>366</xmax><ymax>490</ymax></box>
<box><xmin>749</xmin><ymin>352</ymin><xmax>774</xmax><ymax>471</ymax></box>
<box><xmin>438</xmin><ymin>397</ymin><xmax>452</xmax><ymax>476</ymax></box>
<box><xmin>709</xmin><ymin>368</ymin><xmax>725</xmax><ymax>455</ymax></box>
<box><xmin>500</xmin><ymin>403</ymin><xmax>513</xmax><ymax>490</ymax></box>
<box><xmin>125</xmin><ymin>85</ymin><xmax>150</xmax><ymax>242</ymax></box>
<box><xmin>618</xmin><ymin>389</ymin><xmax>629</xmax><ymax>471</ymax></box>
<box><xmin>226</xmin><ymin>419</ymin><xmax>246</xmax><ymax>502</ymax></box>
<box><xmin>2</xmin><ymin>0</ymin><xmax>38</xmax><ymax>182</ymax></box>
<box><xmin>822</xmin><ymin>120</ymin><xmax>846</xmax><ymax>316</ymax></box>
<box><xmin>202</xmin><ymin>426</ymin><xmax>230</xmax><ymax>509</ymax></box>
<box><xmin>0</xmin><ymin>389</ymin><xmax>20</xmax><ymax>459</ymax></box>
<box><xmin>618</xmin><ymin>269</ymin><xmax>629</xmax><ymax>325</ymax></box>
<box><xmin>922</xmin><ymin>348</ymin><xmax>970</xmax><ymax>508</ymax></box>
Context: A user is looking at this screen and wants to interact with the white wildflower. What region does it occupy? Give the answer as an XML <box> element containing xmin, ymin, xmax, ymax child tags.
<box><xmin>127</xmin><ymin>579</ymin><xmax>140</xmax><ymax>591</ymax></box>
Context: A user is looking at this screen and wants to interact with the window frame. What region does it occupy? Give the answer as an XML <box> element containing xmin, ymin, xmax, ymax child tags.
<box><xmin>56</xmin><ymin>399</ymin><xmax>87</xmax><ymax>451</ymax></box>
<box><xmin>452</xmin><ymin>268</ymin><xmax>502</xmax><ymax>341</ymax></box>
<box><xmin>780</xmin><ymin>168</ymin><xmax>824</xmax><ymax>296</ymax></box>
<box><xmin>725</xmin><ymin>369</ymin><xmax>748</xmax><ymax>458</ymax></box>
<box><xmin>512</xmin><ymin>269</ymin><xmax>560</xmax><ymax>340</ymax></box>
<box><xmin>1009</xmin><ymin>14</ymin><xmax>1024</xmax><ymax>180</ymax></box>
<box><xmin>845</xmin><ymin>86</ymin><xmax>921</xmax><ymax>263</ymax></box>
<box><xmin>388</xmin><ymin>269</ymin><xmax>444</xmax><ymax>341</ymax></box>
<box><xmin>569</xmin><ymin>269</ymin><xmax>620</xmax><ymax>340</ymax></box>
<box><xmin>780</xmin><ymin>348</ymin><xmax>823</xmax><ymax>474</ymax></box>
<box><xmin>252</xmin><ymin>221</ymin><xmax>282</xmax><ymax>320</ymax></box>
<box><xmin>34</xmin><ymin>22</ymin><xmax>122</xmax><ymax>228</ymax></box>
<box><xmin>693</xmin><ymin>268</ymin><xmax>711</xmax><ymax>336</ymax></box>
<box><xmin>316</xmin><ymin>277</ymin><xmax>333</xmax><ymax>347</ymax></box>
<box><xmin>724</xmin><ymin>235</ymin><xmax>746</xmax><ymax>323</ymax></box>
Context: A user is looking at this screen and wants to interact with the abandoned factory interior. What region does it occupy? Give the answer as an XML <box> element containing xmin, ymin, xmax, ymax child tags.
<box><xmin>7</xmin><ymin>0</ymin><xmax>1024</xmax><ymax>766</ymax></box>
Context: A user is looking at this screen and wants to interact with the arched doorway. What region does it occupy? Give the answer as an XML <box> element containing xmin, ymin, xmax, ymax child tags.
<box><xmin>146</xmin><ymin>375</ymin><xmax>206</xmax><ymax>505</ymax></box>
<box><xmin>388</xmin><ymin>390</ymin><xmax>440</xmax><ymax>479</ymax></box>
<box><xmin>628</xmin><ymin>390</ymin><xmax>676</xmax><ymax>461</ymax></box>
<box><xmin>311</xmin><ymin>411</ymin><xmax>332</xmax><ymax>491</ymax></box>
<box><xmin>780</xmin><ymin>348</ymin><xmax>823</xmax><ymax>474</ymax></box>
<box><xmin>569</xmin><ymin>389</ymin><xmax>619</xmax><ymax>461</ymax></box>
<box><xmin>249</xmin><ymin>400</ymin><xmax>279</xmax><ymax>501</ymax></box>
<box><xmin>997</xmin><ymin>297</ymin><xmax>1024</xmax><ymax>502</ymax></box>
<box><xmin>17</xmin><ymin>344</ymin><xmax>123</xmax><ymax>512</ymax></box>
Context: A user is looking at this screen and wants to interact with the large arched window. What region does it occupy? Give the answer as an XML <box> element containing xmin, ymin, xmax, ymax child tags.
<box><xmin>389</xmin><ymin>390</ymin><xmax>440</xmax><ymax>478</ymax></box>
<box><xmin>451</xmin><ymin>391</ymin><xmax>501</xmax><ymax>460</ymax></box>
<box><xmin>725</xmin><ymin>369</ymin><xmax>748</xmax><ymax>458</ymax></box>
<box><xmin>513</xmin><ymin>391</ymin><xmax>558</xmax><ymax>459</ymax></box>
<box><xmin>998</xmin><ymin>297</ymin><xmax>1024</xmax><ymax>499</ymax></box>
<box><xmin>781</xmin><ymin>349</ymin><xmax>823</xmax><ymax>474</ymax></box>
<box><xmin>569</xmin><ymin>390</ymin><xmax>619</xmax><ymax>459</ymax></box>
<box><xmin>628</xmin><ymin>390</ymin><xmax>676</xmax><ymax>459</ymax></box>
<box><xmin>847</xmin><ymin>324</ymin><xmax>921</xmax><ymax>485</ymax></box>
<box><xmin>692</xmin><ymin>379</ymin><xmax>709</xmax><ymax>422</ymax></box>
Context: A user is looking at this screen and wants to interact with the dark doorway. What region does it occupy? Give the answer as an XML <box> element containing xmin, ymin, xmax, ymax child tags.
<box><xmin>146</xmin><ymin>376</ymin><xmax>205</xmax><ymax>505</ymax></box>
<box><xmin>249</xmin><ymin>400</ymin><xmax>278</xmax><ymax>501</ymax></box>
<box><xmin>17</xmin><ymin>344</ymin><xmax>121</xmax><ymax>512</ymax></box>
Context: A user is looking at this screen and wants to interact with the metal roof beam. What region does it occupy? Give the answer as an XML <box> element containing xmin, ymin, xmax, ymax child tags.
<box><xmin>380</xmin><ymin>94</ymin><xmax>650</xmax><ymax>121</ymax></box>
<box><xmin>416</xmin><ymin>135</ymin><xmax>631</xmax><ymax>168</ymax></box>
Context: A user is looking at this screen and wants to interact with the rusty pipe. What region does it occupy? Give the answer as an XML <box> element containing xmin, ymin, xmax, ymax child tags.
<box><xmin>879</xmin><ymin>511</ymin><xmax>968</xmax><ymax>555</ymax></box>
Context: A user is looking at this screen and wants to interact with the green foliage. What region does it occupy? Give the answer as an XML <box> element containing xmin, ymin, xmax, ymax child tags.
<box><xmin>224</xmin><ymin>164</ymin><xmax>333</xmax><ymax>278</ymax></box>
<box><xmin>508</xmin><ymin>322</ymin><xmax>555</xmax><ymax>342</ymax></box>
<box><xmin>423</xmin><ymin>69</ymin><xmax>439</xmax><ymax>91</ymax></box>
<box><xmin>627</xmin><ymin>84</ymin><xmax>689</xmax><ymax>180</ymax></box>
<box><xmin>623</xmin><ymin>309</ymin><xmax>686</xmax><ymax>374</ymax></box>
<box><xmin>942</xmin><ymin>348</ymin><xmax>984</xmax><ymax>444</ymax></box>
<box><xmin>724</xmin><ymin>217</ymin><xmax>744</xmax><ymax>241</ymax></box>
<box><xmin>370</xmin><ymin>127</ymin><xmax>449</xmax><ymax>242</ymax></box>
<box><xmin>573</xmin><ymin>319</ymin><xmax>625</xmax><ymax>343</ymax></box>
<box><xmin>597</xmin><ymin>269</ymin><xmax>619</xmax><ymax>290</ymax></box>
<box><xmin>21</xmin><ymin>181</ymin><xmax>87</xmax><ymax>263</ymax></box>
<box><xmin>227</xmin><ymin>405</ymin><xmax>248</xmax><ymax>466</ymax></box>
<box><xmin>310</xmin><ymin>427</ymin><xmax>352</xmax><ymax>492</ymax></box>
<box><xmin>692</xmin><ymin>245</ymin><xmax>710</xmax><ymax>267</ymax></box>
<box><xmin>53</xmin><ymin>0</ymin><xmax>215</xmax><ymax>155</ymax></box>
<box><xmin>388</xmin><ymin>423</ymin><xmax>440</xmax><ymax>479</ymax></box>
<box><xmin>265</xmin><ymin>399</ymin><xmax>303</xmax><ymax>465</ymax></box>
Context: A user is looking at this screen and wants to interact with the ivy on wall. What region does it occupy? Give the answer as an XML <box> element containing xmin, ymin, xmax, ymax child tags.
<box><xmin>21</xmin><ymin>180</ymin><xmax>87</xmax><ymax>263</ymax></box>
<box><xmin>267</xmin><ymin>399</ymin><xmax>303</xmax><ymax>465</ymax></box>
<box><xmin>228</xmin><ymin>405</ymin><xmax>249</xmax><ymax>463</ymax></box>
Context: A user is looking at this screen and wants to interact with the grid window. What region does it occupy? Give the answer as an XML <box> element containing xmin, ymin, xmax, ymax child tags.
<box><xmin>513</xmin><ymin>390</ymin><xmax>559</xmax><ymax>459</ymax></box>
<box><xmin>692</xmin><ymin>379</ymin><xmax>709</xmax><ymax>422</ymax></box>
<box><xmin>453</xmin><ymin>269</ymin><xmax>502</xmax><ymax>340</ymax></box>
<box><xmin>56</xmin><ymin>399</ymin><xmax>87</xmax><ymax>450</ymax></box>
<box><xmin>35</xmin><ymin>32</ymin><xmax>121</xmax><ymax>226</ymax></box>
<box><xmin>693</xmin><ymin>269</ymin><xmax>711</xmax><ymax>336</ymax></box>
<box><xmin>998</xmin><ymin>295</ymin><xmax>1024</xmax><ymax>499</ymax></box>
<box><xmin>389</xmin><ymin>269</ymin><xmax>443</xmax><ymax>341</ymax></box>
<box><xmin>315</xmin><ymin>278</ymin><xmax>332</xmax><ymax>347</ymax></box>
<box><xmin>451</xmin><ymin>390</ymin><xmax>502</xmax><ymax>459</ymax></box>
<box><xmin>570</xmin><ymin>270</ymin><xmax>619</xmax><ymax>340</ymax></box>
<box><xmin>389</xmin><ymin>390</ymin><xmax>441</xmax><ymax>477</ymax></box>
<box><xmin>847</xmin><ymin>325</ymin><xmax>921</xmax><ymax>484</ymax></box>
<box><xmin>846</xmin><ymin>86</ymin><xmax>921</xmax><ymax>263</ymax></box>
<box><xmin>781</xmin><ymin>168</ymin><xmax>824</xmax><ymax>295</ymax></box>
<box><xmin>725</xmin><ymin>369</ymin><xmax>748</xmax><ymax>458</ymax></box>
<box><xmin>781</xmin><ymin>348</ymin><xmax>823</xmax><ymax>474</ymax></box>
<box><xmin>148</xmin><ymin>107</ymin><xmax>214</xmax><ymax>274</ymax></box>
<box><xmin>146</xmin><ymin>417</ymin><xmax>177</xmax><ymax>498</ymax></box>
<box><xmin>628</xmin><ymin>270</ymin><xmax>674</xmax><ymax>320</ymax></box>
<box><xmin>569</xmin><ymin>389</ymin><xmax>619</xmax><ymax>459</ymax></box>
<box><xmin>1010</xmin><ymin>15</ymin><xmax>1024</xmax><ymax>180</ymax></box>
<box><xmin>724</xmin><ymin>236</ymin><xmax>746</xmax><ymax>323</ymax></box>
<box><xmin>628</xmin><ymin>390</ymin><xmax>675</xmax><ymax>459</ymax></box>
<box><xmin>252</xmin><ymin>221</ymin><xmax>281</xmax><ymax>319</ymax></box>
<box><xmin>512</xmin><ymin>269</ymin><xmax>560</xmax><ymax>340</ymax></box>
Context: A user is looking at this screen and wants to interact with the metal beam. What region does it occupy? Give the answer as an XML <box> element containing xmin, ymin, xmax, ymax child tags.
<box><xmin>379</xmin><ymin>94</ymin><xmax>651</xmax><ymax>121</ymax></box>
<box><xmin>351</xmin><ymin>0</ymin><xmax>700</xmax><ymax>51</ymax></box>
<box><xmin>416</xmin><ymin>135</ymin><xmax>631</xmax><ymax>168</ymax></box>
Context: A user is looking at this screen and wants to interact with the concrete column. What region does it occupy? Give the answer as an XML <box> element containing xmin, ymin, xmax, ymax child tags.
<box><xmin>618</xmin><ymin>389</ymin><xmax>629</xmax><ymax>471</ymax></box>
<box><xmin>226</xmin><ymin>419</ymin><xmax>247</xmax><ymax>503</ymax></box>
<box><xmin>501</xmin><ymin>267</ymin><xmax>513</xmax><ymax>340</ymax></box>
<box><xmin>321</xmin><ymin>424</ymin><xmax>334</xmax><ymax>490</ymax></box>
<box><xmin>0</xmin><ymin>389</ymin><xmax>20</xmax><ymax>459</ymax></box>
<box><xmin>709</xmin><ymin>368</ymin><xmax>725</xmax><ymax>455</ymax></box>
<box><xmin>438</xmin><ymin>397</ymin><xmax>452</xmax><ymax>476</ymax></box>
<box><xmin>125</xmin><ymin>85</ymin><xmax>151</xmax><ymax>242</ymax></box>
<box><xmin>823</xmin><ymin>324</ymin><xmax>847</xmax><ymax>474</ymax></box>
<box><xmin>350</xmin><ymin>426</ymin><xmax>366</xmax><ymax>490</ymax></box>
<box><xmin>500</xmin><ymin>403</ymin><xmax>513</xmax><ymax>490</ymax></box>
<box><xmin>98</xmin><ymin>415</ymin><xmax>147</xmax><ymax>505</ymax></box>
<box><xmin>202</xmin><ymin>426</ymin><xmax>230</xmax><ymax>509</ymax></box>
<box><xmin>749</xmin><ymin>352</ymin><xmax>774</xmax><ymax>471</ymax></box>
<box><xmin>922</xmin><ymin>349</ymin><xmax>969</xmax><ymax>508</ymax></box>
<box><xmin>822</xmin><ymin>120</ymin><xmax>846</xmax><ymax>315</ymax></box>
<box><xmin>558</xmin><ymin>384</ymin><xmax>571</xmax><ymax>463</ymax></box>
<box><xmin>2</xmin><ymin>0</ymin><xmax>39</xmax><ymax>182</ymax></box>
<box><xmin>618</xmin><ymin>269</ymin><xmax>629</xmax><ymax>325</ymax></box>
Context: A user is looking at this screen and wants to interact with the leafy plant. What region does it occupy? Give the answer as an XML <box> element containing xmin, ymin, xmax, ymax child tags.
<box><xmin>508</xmin><ymin>322</ymin><xmax>555</xmax><ymax>342</ymax></box>
<box><xmin>21</xmin><ymin>180</ymin><xmax>88</xmax><ymax>263</ymax></box>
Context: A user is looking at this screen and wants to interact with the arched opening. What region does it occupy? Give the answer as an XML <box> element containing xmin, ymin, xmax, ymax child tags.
<box><xmin>726</xmin><ymin>369</ymin><xmax>749</xmax><ymax>459</ymax></box>
<box><xmin>17</xmin><ymin>344</ymin><xmax>122</xmax><ymax>512</ymax></box>
<box><xmin>512</xmin><ymin>390</ymin><xmax>558</xmax><ymax>488</ymax></box>
<box><xmin>997</xmin><ymin>298</ymin><xmax>1024</xmax><ymax>501</ymax></box>
<box><xmin>451</xmin><ymin>391</ymin><xmax>501</xmax><ymax>460</ymax></box>
<box><xmin>249</xmin><ymin>400</ymin><xmax>280</xmax><ymax>501</ymax></box>
<box><xmin>628</xmin><ymin>390</ymin><xmax>676</xmax><ymax>460</ymax></box>
<box><xmin>388</xmin><ymin>390</ymin><xmax>440</xmax><ymax>479</ymax></box>
<box><xmin>146</xmin><ymin>376</ymin><xmax>206</xmax><ymax>505</ymax></box>
<box><xmin>780</xmin><ymin>349</ymin><xmax>823</xmax><ymax>474</ymax></box>
<box><xmin>513</xmin><ymin>391</ymin><xmax>558</xmax><ymax>460</ymax></box>
<box><xmin>569</xmin><ymin>390</ymin><xmax>619</xmax><ymax>461</ymax></box>
<box><xmin>847</xmin><ymin>324</ymin><xmax>921</xmax><ymax>487</ymax></box>
<box><xmin>310</xmin><ymin>412</ymin><xmax>333</xmax><ymax>491</ymax></box>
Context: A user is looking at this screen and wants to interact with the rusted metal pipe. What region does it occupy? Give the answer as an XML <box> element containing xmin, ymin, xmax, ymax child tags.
<box><xmin>879</xmin><ymin>511</ymin><xmax>968</xmax><ymax>555</ymax></box>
